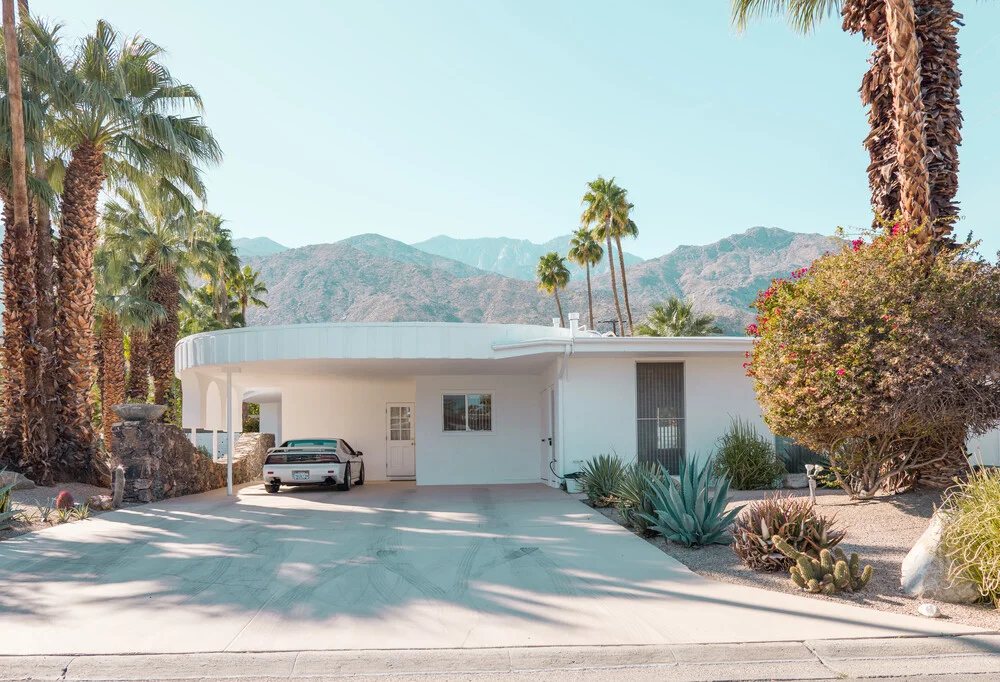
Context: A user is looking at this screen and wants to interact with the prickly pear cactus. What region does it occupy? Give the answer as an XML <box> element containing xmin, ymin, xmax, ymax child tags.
<box><xmin>773</xmin><ymin>535</ymin><xmax>872</xmax><ymax>594</ymax></box>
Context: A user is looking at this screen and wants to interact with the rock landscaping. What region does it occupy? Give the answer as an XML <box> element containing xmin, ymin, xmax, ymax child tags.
<box><xmin>590</xmin><ymin>487</ymin><xmax>1000</xmax><ymax>629</ymax></box>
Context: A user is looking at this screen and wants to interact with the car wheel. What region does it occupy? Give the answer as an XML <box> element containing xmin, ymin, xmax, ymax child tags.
<box><xmin>264</xmin><ymin>483</ymin><xmax>280</xmax><ymax>494</ymax></box>
<box><xmin>338</xmin><ymin>464</ymin><xmax>352</xmax><ymax>491</ymax></box>
<box><xmin>356</xmin><ymin>463</ymin><xmax>365</xmax><ymax>486</ymax></box>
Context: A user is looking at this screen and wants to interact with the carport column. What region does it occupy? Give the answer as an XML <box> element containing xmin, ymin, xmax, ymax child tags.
<box><xmin>226</xmin><ymin>369</ymin><xmax>233</xmax><ymax>496</ymax></box>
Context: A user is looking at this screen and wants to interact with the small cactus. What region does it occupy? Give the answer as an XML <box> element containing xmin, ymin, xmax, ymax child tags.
<box><xmin>773</xmin><ymin>535</ymin><xmax>872</xmax><ymax>594</ymax></box>
<box><xmin>55</xmin><ymin>490</ymin><xmax>74</xmax><ymax>510</ymax></box>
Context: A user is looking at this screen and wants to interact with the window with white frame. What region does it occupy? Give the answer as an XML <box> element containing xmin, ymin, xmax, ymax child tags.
<box><xmin>443</xmin><ymin>393</ymin><xmax>493</xmax><ymax>432</ymax></box>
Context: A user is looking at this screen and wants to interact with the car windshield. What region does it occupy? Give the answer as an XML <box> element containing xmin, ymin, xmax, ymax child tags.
<box><xmin>265</xmin><ymin>451</ymin><xmax>339</xmax><ymax>465</ymax></box>
<box><xmin>280</xmin><ymin>439</ymin><xmax>337</xmax><ymax>448</ymax></box>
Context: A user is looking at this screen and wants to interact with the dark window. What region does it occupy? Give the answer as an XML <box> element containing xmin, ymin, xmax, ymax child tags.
<box><xmin>340</xmin><ymin>440</ymin><xmax>355</xmax><ymax>456</ymax></box>
<box><xmin>636</xmin><ymin>363</ymin><xmax>685</xmax><ymax>473</ymax></box>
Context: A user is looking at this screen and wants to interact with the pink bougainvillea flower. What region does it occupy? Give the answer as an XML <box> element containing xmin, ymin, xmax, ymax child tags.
<box><xmin>837</xmin><ymin>368</ymin><xmax>845</xmax><ymax>376</ymax></box>
<box><xmin>851</xmin><ymin>238</ymin><xmax>864</xmax><ymax>251</ymax></box>
<box><xmin>746</xmin><ymin>323</ymin><xmax>759</xmax><ymax>336</ymax></box>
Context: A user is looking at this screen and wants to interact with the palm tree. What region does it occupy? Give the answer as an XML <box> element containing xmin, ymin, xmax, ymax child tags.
<box><xmin>611</xmin><ymin>205</ymin><xmax>638</xmax><ymax>336</ymax></box>
<box><xmin>731</xmin><ymin>0</ymin><xmax>961</xmax><ymax>246</ymax></box>
<box><xmin>635</xmin><ymin>298</ymin><xmax>723</xmax><ymax>337</ymax></box>
<box><xmin>581</xmin><ymin>176</ymin><xmax>629</xmax><ymax>335</ymax></box>
<box><xmin>536</xmin><ymin>252</ymin><xmax>570</xmax><ymax>328</ymax></box>
<box><xmin>199</xmin><ymin>213</ymin><xmax>239</xmax><ymax>327</ymax></box>
<box><xmin>230</xmin><ymin>265</ymin><xmax>268</xmax><ymax>322</ymax></box>
<box><xmin>567</xmin><ymin>227</ymin><xmax>603</xmax><ymax>330</ymax></box>
<box><xmin>1</xmin><ymin>0</ymin><xmax>50</xmax><ymax>483</ymax></box>
<box><xmin>93</xmin><ymin>243</ymin><xmax>163</xmax><ymax>447</ymax></box>
<box><xmin>103</xmin><ymin>181</ymin><xmax>205</xmax><ymax>411</ymax></box>
<box><xmin>52</xmin><ymin>20</ymin><xmax>220</xmax><ymax>461</ymax></box>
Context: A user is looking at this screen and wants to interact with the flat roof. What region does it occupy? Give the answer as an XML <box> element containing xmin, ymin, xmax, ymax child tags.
<box><xmin>175</xmin><ymin>322</ymin><xmax>751</xmax><ymax>376</ymax></box>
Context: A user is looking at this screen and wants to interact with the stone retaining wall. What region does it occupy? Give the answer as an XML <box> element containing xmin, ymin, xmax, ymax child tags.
<box><xmin>111</xmin><ymin>423</ymin><xmax>274</xmax><ymax>503</ymax></box>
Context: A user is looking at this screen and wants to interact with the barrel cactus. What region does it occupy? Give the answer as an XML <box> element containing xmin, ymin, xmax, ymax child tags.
<box><xmin>773</xmin><ymin>535</ymin><xmax>872</xmax><ymax>594</ymax></box>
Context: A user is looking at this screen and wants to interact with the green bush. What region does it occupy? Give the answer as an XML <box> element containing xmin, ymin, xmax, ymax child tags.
<box><xmin>940</xmin><ymin>468</ymin><xmax>1000</xmax><ymax>606</ymax></box>
<box><xmin>747</xmin><ymin>229</ymin><xmax>1000</xmax><ymax>497</ymax></box>
<box><xmin>713</xmin><ymin>418</ymin><xmax>786</xmax><ymax>490</ymax></box>
<box><xmin>0</xmin><ymin>468</ymin><xmax>14</xmax><ymax>530</ymax></box>
<box><xmin>731</xmin><ymin>493</ymin><xmax>844</xmax><ymax>571</ymax></box>
<box><xmin>614</xmin><ymin>462</ymin><xmax>662</xmax><ymax>534</ymax></box>
<box><xmin>638</xmin><ymin>459</ymin><xmax>744</xmax><ymax>547</ymax></box>
<box><xmin>578</xmin><ymin>454</ymin><xmax>626</xmax><ymax>507</ymax></box>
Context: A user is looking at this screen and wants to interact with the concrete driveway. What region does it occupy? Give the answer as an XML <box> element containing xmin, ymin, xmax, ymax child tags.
<box><xmin>0</xmin><ymin>483</ymin><xmax>979</xmax><ymax>655</ymax></box>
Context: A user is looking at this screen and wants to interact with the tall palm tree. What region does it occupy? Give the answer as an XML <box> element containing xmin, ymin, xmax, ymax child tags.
<box><xmin>52</xmin><ymin>20</ymin><xmax>220</xmax><ymax>464</ymax></box>
<box><xmin>199</xmin><ymin>213</ymin><xmax>239</xmax><ymax>327</ymax></box>
<box><xmin>635</xmin><ymin>298</ymin><xmax>723</xmax><ymax>337</ymax></box>
<box><xmin>567</xmin><ymin>227</ymin><xmax>603</xmax><ymax>330</ymax></box>
<box><xmin>1</xmin><ymin>0</ymin><xmax>49</xmax><ymax>483</ymax></box>
<box><xmin>103</xmin><ymin>181</ymin><xmax>205</xmax><ymax>411</ymax></box>
<box><xmin>731</xmin><ymin>0</ymin><xmax>961</xmax><ymax>246</ymax></box>
<box><xmin>536</xmin><ymin>252</ymin><xmax>570</xmax><ymax>328</ymax></box>
<box><xmin>581</xmin><ymin>176</ymin><xmax>629</xmax><ymax>335</ymax></box>
<box><xmin>611</xmin><ymin>205</ymin><xmax>638</xmax><ymax>336</ymax></box>
<box><xmin>230</xmin><ymin>264</ymin><xmax>268</xmax><ymax>322</ymax></box>
<box><xmin>93</xmin><ymin>243</ymin><xmax>163</xmax><ymax>447</ymax></box>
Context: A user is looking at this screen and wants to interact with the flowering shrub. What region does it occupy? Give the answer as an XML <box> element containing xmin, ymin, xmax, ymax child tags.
<box><xmin>746</xmin><ymin>228</ymin><xmax>1000</xmax><ymax>498</ymax></box>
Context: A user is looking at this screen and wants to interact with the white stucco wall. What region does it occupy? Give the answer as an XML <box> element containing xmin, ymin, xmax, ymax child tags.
<box><xmin>560</xmin><ymin>355</ymin><xmax>770</xmax><ymax>471</ymax></box>
<box><xmin>414</xmin><ymin>374</ymin><xmax>544</xmax><ymax>486</ymax></box>
<box><xmin>259</xmin><ymin>402</ymin><xmax>282</xmax><ymax>446</ymax></box>
<box><xmin>277</xmin><ymin>375</ymin><xmax>416</xmax><ymax>482</ymax></box>
<box><xmin>968</xmin><ymin>430</ymin><xmax>1000</xmax><ymax>467</ymax></box>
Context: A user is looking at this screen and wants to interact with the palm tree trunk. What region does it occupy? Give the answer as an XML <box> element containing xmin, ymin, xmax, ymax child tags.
<box><xmin>884</xmin><ymin>0</ymin><xmax>933</xmax><ymax>239</ymax></box>
<box><xmin>604</xmin><ymin>218</ymin><xmax>624</xmax><ymax>336</ymax></box>
<box><xmin>99</xmin><ymin>314</ymin><xmax>125</xmax><ymax>449</ymax></box>
<box><xmin>149</xmin><ymin>268</ymin><xmax>180</xmax><ymax>410</ymax></box>
<box><xmin>614</xmin><ymin>235</ymin><xmax>633</xmax><ymax>336</ymax></box>
<box><xmin>553</xmin><ymin>287</ymin><xmax>565</xmax><ymax>328</ymax></box>
<box><xmin>3</xmin><ymin>0</ymin><xmax>51</xmax><ymax>484</ymax></box>
<box><xmin>33</xmin><ymin>145</ymin><xmax>60</xmax><ymax>463</ymax></box>
<box><xmin>844</xmin><ymin>0</ymin><xmax>962</xmax><ymax>234</ymax></box>
<box><xmin>585</xmin><ymin>262</ymin><xmax>594</xmax><ymax>330</ymax></box>
<box><xmin>126</xmin><ymin>331</ymin><xmax>150</xmax><ymax>402</ymax></box>
<box><xmin>0</xmin><ymin>203</ymin><xmax>23</xmax><ymax>469</ymax></box>
<box><xmin>55</xmin><ymin>139</ymin><xmax>106</xmax><ymax>484</ymax></box>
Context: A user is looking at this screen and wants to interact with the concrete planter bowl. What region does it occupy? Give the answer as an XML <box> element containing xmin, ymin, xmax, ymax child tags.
<box><xmin>112</xmin><ymin>404</ymin><xmax>168</xmax><ymax>423</ymax></box>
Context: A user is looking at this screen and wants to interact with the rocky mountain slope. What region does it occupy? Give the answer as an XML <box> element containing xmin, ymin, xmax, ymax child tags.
<box><xmin>244</xmin><ymin>228</ymin><xmax>836</xmax><ymax>334</ymax></box>
<box><xmin>412</xmin><ymin>234</ymin><xmax>644</xmax><ymax>281</ymax></box>
<box><xmin>232</xmin><ymin>236</ymin><xmax>289</xmax><ymax>258</ymax></box>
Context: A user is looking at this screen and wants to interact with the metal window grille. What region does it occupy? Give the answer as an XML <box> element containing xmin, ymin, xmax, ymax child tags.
<box><xmin>775</xmin><ymin>435</ymin><xmax>824</xmax><ymax>473</ymax></box>
<box><xmin>636</xmin><ymin>363</ymin><xmax>685</xmax><ymax>473</ymax></box>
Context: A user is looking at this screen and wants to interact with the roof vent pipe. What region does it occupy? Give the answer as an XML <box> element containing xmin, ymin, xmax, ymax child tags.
<box><xmin>552</xmin><ymin>317</ymin><xmax>561</xmax><ymax>328</ymax></box>
<box><xmin>568</xmin><ymin>312</ymin><xmax>580</xmax><ymax>335</ymax></box>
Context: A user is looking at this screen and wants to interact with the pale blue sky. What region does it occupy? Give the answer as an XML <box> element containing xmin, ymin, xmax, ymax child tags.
<box><xmin>43</xmin><ymin>1</ymin><xmax>1000</xmax><ymax>259</ymax></box>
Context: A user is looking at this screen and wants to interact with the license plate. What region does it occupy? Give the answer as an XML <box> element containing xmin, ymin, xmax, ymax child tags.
<box><xmin>292</xmin><ymin>471</ymin><xmax>310</xmax><ymax>481</ymax></box>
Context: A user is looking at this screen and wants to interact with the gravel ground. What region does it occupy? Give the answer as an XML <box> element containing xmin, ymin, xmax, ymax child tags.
<box><xmin>591</xmin><ymin>487</ymin><xmax>1000</xmax><ymax>630</ymax></box>
<box><xmin>2</xmin><ymin>481</ymin><xmax>111</xmax><ymax>541</ymax></box>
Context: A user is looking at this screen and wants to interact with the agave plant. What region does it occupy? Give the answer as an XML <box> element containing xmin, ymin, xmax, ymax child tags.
<box><xmin>638</xmin><ymin>459</ymin><xmax>744</xmax><ymax>547</ymax></box>
<box><xmin>614</xmin><ymin>462</ymin><xmax>661</xmax><ymax>534</ymax></box>
<box><xmin>0</xmin><ymin>468</ymin><xmax>14</xmax><ymax>530</ymax></box>
<box><xmin>578</xmin><ymin>453</ymin><xmax>626</xmax><ymax>507</ymax></box>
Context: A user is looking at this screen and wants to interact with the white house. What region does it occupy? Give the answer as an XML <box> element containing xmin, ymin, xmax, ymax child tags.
<box><xmin>175</xmin><ymin>317</ymin><xmax>1000</xmax><ymax>488</ymax></box>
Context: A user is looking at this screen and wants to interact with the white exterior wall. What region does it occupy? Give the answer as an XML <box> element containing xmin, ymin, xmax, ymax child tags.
<box><xmin>279</xmin><ymin>375</ymin><xmax>416</xmax><ymax>482</ymax></box>
<box><xmin>968</xmin><ymin>430</ymin><xmax>1000</xmax><ymax>467</ymax></box>
<box><xmin>415</xmin><ymin>374</ymin><xmax>543</xmax><ymax>486</ymax></box>
<box><xmin>561</xmin><ymin>355</ymin><xmax>769</xmax><ymax>470</ymax></box>
<box><xmin>259</xmin><ymin>402</ymin><xmax>282</xmax><ymax>445</ymax></box>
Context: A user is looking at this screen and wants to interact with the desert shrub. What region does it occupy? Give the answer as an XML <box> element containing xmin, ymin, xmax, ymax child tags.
<box><xmin>713</xmin><ymin>417</ymin><xmax>786</xmax><ymax>490</ymax></box>
<box><xmin>614</xmin><ymin>462</ymin><xmax>662</xmax><ymax>534</ymax></box>
<box><xmin>638</xmin><ymin>459</ymin><xmax>743</xmax><ymax>547</ymax></box>
<box><xmin>747</xmin><ymin>228</ymin><xmax>1000</xmax><ymax>498</ymax></box>
<box><xmin>731</xmin><ymin>493</ymin><xmax>844</xmax><ymax>571</ymax></box>
<box><xmin>0</xmin><ymin>468</ymin><xmax>14</xmax><ymax>530</ymax></box>
<box><xmin>578</xmin><ymin>453</ymin><xmax>626</xmax><ymax>507</ymax></box>
<box><xmin>55</xmin><ymin>490</ymin><xmax>74</xmax><ymax>510</ymax></box>
<box><xmin>940</xmin><ymin>468</ymin><xmax>1000</xmax><ymax>606</ymax></box>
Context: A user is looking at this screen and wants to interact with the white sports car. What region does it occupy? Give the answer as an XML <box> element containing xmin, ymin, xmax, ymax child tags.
<box><xmin>262</xmin><ymin>438</ymin><xmax>365</xmax><ymax>493</ymax></box>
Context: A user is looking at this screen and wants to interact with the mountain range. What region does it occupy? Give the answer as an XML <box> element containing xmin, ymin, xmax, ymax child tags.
<box><xmin>241</xmin><ymin>227</ymin><xmax>837</xmax><ymax>334</ymax></box>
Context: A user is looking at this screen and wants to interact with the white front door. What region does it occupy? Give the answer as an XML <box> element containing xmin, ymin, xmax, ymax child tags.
<box><xmin>386</xmin><ymin>403</ymin><xmax>416</xmax><ymax>479</ymax></box>
<box><xmin>540</xmin><ymin>387</ymin><xmax>554</xmax><ymax>482</ymax></box>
